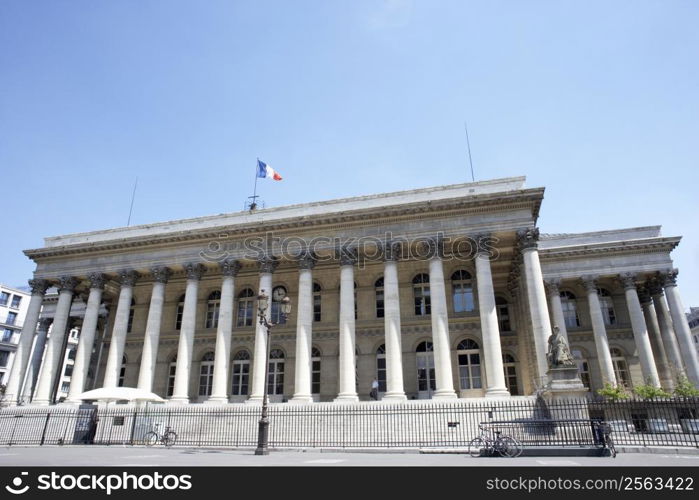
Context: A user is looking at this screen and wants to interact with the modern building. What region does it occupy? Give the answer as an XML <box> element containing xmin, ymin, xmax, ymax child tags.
<box><xmin>0</xmin><ymin>284</ymin><xmax>31</xmax><ymax>389</ymax></box>
<box><xmin>4</xmin><ymin>177</ymin><xmax>699</xmax><ymax>406</ymax></box>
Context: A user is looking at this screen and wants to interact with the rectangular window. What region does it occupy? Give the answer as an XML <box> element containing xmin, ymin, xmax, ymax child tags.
<box><xmin>0</xmin><ymin>292</ymin><xmax>9</xmax><ymax>306</ymax></box>
<box><xmin>127</xmin><ymin>308</ymin><xmax>135</xmax><ymax>333</ymax></box>
<box><xmin>0</xmin><ymin>350</ymin><xmax>9</xmax><ymax>367</ymax></box>
<box><xmin>10</xmin><ymin>295</ymin><xmax>21</xmax><ymax>309</ymax></box>
<box><xmin>61</xmin><ymin>382</ymin><xmax>70</xmax><ymax>393</ymax></box>
<box><xmin>5</xmin><ymin>312</ymin><xmax>17</xmax><ymax>326</ymax></box>
<box><xmin>167</xmin><ymin>364</ymin><xmax>177</xmax><ymax>397</ymax></box>
<box><xmin>64</xmin><ymin>364</ymin><xmax>73</xmax><ymax>377</ymax></box>
<box><xmin>2</xmin><ymin>329</ymin><xmax>12</xmax><ymax>343</ymax></box>
<box><xmin>376</xmin><ymin>290</ymin><xmax>384</xmax><ymax>318</ymax></box>
<box><xmin>311</xmin><ymin>360</ymin><xmax>321</xmax><ymax>394</ymax></box>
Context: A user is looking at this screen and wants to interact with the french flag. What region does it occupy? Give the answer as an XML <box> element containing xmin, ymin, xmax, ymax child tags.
<box><xmin>257</xmin><ymin>159</ymin><xmax>283</xmax><ymax>181</ymax></box>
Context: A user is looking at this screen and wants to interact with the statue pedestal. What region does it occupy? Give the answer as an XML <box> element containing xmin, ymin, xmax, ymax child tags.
<box><xmin>544</xmin><ymin>366</ymin><xmax>589</xmax><ymax>420</ymax></box>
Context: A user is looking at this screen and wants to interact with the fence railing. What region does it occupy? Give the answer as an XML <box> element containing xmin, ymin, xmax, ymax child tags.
<box><xmin>0</xmin><ymin>397</ymin><xmax>697</xmax><ymax>450</ymax></box>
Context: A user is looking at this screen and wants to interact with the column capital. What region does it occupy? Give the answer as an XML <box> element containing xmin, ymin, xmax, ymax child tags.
<box><xmin>422</xmin><ymin>235</ymin><xmax>444</xmax><ymax>259</ymax></box>
<box><xmin>516</xmin><ymin>227</ymin><xmax>540</xmax><ymax>251</ymax></box>
<box><xmin>580</xmin><ymin>275</ymin><xmax>599</xmax><ymax>293</ymax></box>
<box><xmin>637</xmin><ymin>286</ymin><xmax>652</xmax><ymax>305</ymax></box>
<box><xmin>57</xmin><ymin>276</ymin><xmax>78</xmax><ymax>293</ymax></box>
<box><xmin>381</xmin><ymin>241</ymin><xmax>403</xmax><ymax>262</ymax></box>
<box><xmin>647</xmin><ymin>278</ymin><xmax>664</xmax><ymax>297</ymax></box>
<box><xmin>297</xmin><ymin>252</ymin><xmax>317</xmax><ymax>270</ymax></box>
<box><xmin>184</xmin><ymin>262</ymin><xmax>206</xmax><ymax>280</ymax></box>
<box><xmin>658</xmin><ymin>269</ymin><xmax>678</xmax><ymax>288</ymax></box>
<box><xmin>337</xmin><ymin>246</ymin><xmax>358</xmax><ymax>267</ymax></box>
<box><xmin>118</xmin><ymin>269</ymin><xmax>140</xmax><ymax>287</ymax></box>
<box><xmin>150</xmin><ymin>266</ymin><xmax>172</xmax><ymax>283</ymax></box>
<box><xmin>38</xmin><ymin>317</ymin><xmax>53</xmax><ymax>330</ymax></box>
<box><xmin>87</xmin><ymin>272</ymin><xmax>107</xmax><ymax>290</ymax></box>
<box><xmin>220</xmin><ymin>259</ymin><xmax>241</xmax><ymax>277</ymax></box>
<box><xmin>257</xmin><ymin>256</ymin><xmax>278</xmax><ymax>274</ymax></box>
<box><xmin>544</xmin><ymin>278</ymin><xmax>561</xmax><ymax>296</ymax></box>
<box><xmin>28</xmin><ymin>278</ymin><xmax>50</xmax><ymax>296</ymax></box>
<box><xmin>473</xmin><ymin>233</ymin><xmax>493</xmax><ymax>256</ymax></box>
<box><xmin>618</xmin><ymin>272</ymin><xmax>638</xmax><ymax>291</ymax></box>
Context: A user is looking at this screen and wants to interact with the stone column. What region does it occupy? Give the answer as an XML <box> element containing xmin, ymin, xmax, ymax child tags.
<box><xmin>581</xmin><ymin>276</ymin><xmax>617</xmax><ymax>386</ymax></box>
<box><xmin>291</xmin><ymin>253</ymin><xmax>315</xmax><ymax>403</ymax></box>
<box><xmin>170</xmin><ymin>263</ymin><xmax>205</xmax><ymax>403</ymax></box>
<box><xmin>639</xmin><ymin>286</ymin><xmax>673</xmax><ymax>389</ymax></box>
<box><xmin>4</xmin><ymin>278</ymin><xmax>49</xmax><ymax>405</ymax></box>
<box><xmin>335</xmin><ymin>249</ymin><xmax>359</xmax><ymax>402</ymax></box>
<box><xmin>660</xmin><ymin>270</ymin><xmax>699</xmax><ymax>386</ymax></box>
<box><xmin>66</xmin><ymin>273</ymin><xmax>107</xmax><ymax>402</ymax></box>
<box><xmin>137</xmin><ymin>267</ymin><xmax>171</xmax><ymax>393</ymax></box>
<box><xmin>649</xmin><ymin>280</ymin><xmax>684</xmax><ymax>382</ymax></box>
<box><xmin>248</xmin><ymin>257</ymin><xmax>276</xmax><ymax>403</ymax></box>
<box><xmin>619</xmin><ymin>273</ymin><xmax>660</xmax><ymax>388</ymax></box>
<box><xmin>382</xmin><ymin>242</ymin><xmax>407</xmax><ymax>401</ymax></box>
<box><xmin>103</xmin><ymin>270</ymin><xmax>139</xmax><ymax>388</ymax></box>
<box><xmin>475</xmin><ymin>235</ymin><xmax>509</xmax><ymax>398</ymax></box>
<box><xmin>517</xmin><ymin>228</ymin><xmax>553</xmax><ymax>383</ymax></box>
<box><xmin>545</xmin><ymin>279</ymin><xmax>569</xmax><ymax>342</ymax></box>
<box><xmin>427</xmin><ymin>237</ymin><xmax>457</xmax><ymax>399</ymax></box>
<box><xmin>33</xmin><ymin>276</ymin><xmax>77</xmax><ymax>405</ymax></box>
<box><xmin>208</xmin><ymin>260</ymin><xmax>240</xmax><ymax>404</ymax></box>
<box><xmin>23</xmin><ymin>318</ymin><xmax>53</xmax><ymax>402</ymax></box>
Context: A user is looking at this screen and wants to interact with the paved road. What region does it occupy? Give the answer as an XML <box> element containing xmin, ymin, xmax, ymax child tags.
<box><xmin>0</xmin><ymin>446</ymin><xmax>697</xmax><ymax>467</ymax></box>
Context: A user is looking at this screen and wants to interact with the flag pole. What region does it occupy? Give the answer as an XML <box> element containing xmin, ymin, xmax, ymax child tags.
<box><xmin>249</xmin><ymin>158</ymin><xmax>260</xmax><ymax>210</ymax></box>
<box><xmin>464</xmin><ymin>121</ymin><xmax>475</xmax><ymax>182</ymax></box>
<box><xmin>127</xmin><ymin>176</ymin><xmax>138</xmax><ymax>226</ymax></box>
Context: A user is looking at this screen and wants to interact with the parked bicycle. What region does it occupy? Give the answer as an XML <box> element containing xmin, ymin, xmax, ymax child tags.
<box><xmin>144</xmin><ymin>424</ymin><xmax>177</xmax><ymax>447</ymax></box>
<box><xmin>596</xmin><ymin>421</ymin><xmax>616</xmax><ymax>458</ymax></box>
<box><xmin>468</xmin><ymin>424</ymin><xmax>523</xmax><ymax>458</ymax></box>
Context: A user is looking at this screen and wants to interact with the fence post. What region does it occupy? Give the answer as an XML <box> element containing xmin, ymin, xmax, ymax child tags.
<box><xmin>39</xmin><ymin>413</ymin><xmax>51</xmax><ymax>446</ymax></box>
<box><xmin>129</xmin><ymin>411</ymin><xmax>138</xmax><ymax>445</ymax></box>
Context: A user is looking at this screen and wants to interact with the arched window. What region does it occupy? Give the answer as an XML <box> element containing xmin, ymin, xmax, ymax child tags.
<box><xmin>268</xmin><ymin>349</ymin><xmax>285</xmax><ymax>395</ymax></box>
<box><xmin>375</xmin><ymin>277</ymin><xmax>385</xmax><ymax>318</ymax></box>
<box><xmin>198</xmin><ymin>352</ymin><xmax>215</xmax><ymax>396</ymax></box>
<box><xmin>313</xmin><ymin>283</ymin><xmax>322</xmax><ymax>322</ymax></box>
<box><xmin>311</xmin><ymin>347</ymin><xmax>321</xmax><ymax>395</ymax></box>
<box><xmin>127</xmin><ymin>298</ymin><xmax>136</xmax><ymax>333</ymax></box>
<box><xmin>118</xmin><ymin>355</ymin><xmax>127</xmax><ymax>387</ymax></box>
<box><xmin>416</xmin><ymin>341</ymin><xmax>435</xmax><ymax>397</ymax></box>
<box><xmin>572</xmin><ymin>349</ymin><xmax>590</xmax><ymax>389</ymax></box>
<box><xmin>236</xmin><ymin>288</ymin><xmax>255</xmax><ymax>327</ymax></box>
<box><xmin>206</xmin><ymin>291</ymin><xmax>221</xmax><ymax>329</ymax></box>
<box><xmin>560</xmin><ymin>291</ymin><xmax>580</xmax><ymax>328</ymax></box>
<box><xmin>597</xmin><ymin>288</ymin><xmax>616</xmax><ymax>326</ymax></box>
<box><xmin>271</xmin><ymin>286</ymin><xmax>288</xmax><ymax>325</ymax></box>
<box><xmin>496</xmin><ymin>296</ymin><xmax>511</xmax><ymax>331</ymax></box>
<box><xmin>376</xmin><ymin>344</ymin><xmax>386</xmax><ymax>392</ymax></box>
<box><xmin>166</xmin><ymin>355</ymin><xmax>177</xmax><ymax>397</ymax></box>
<box><xmin>413</xmin><ymin>274</ymin><xmax>431</xmax><ymax>316</ymax></box>
<box><xmin>452</xmin><ymin>270</ymin><xmax>474</xmax><ymax>313</ymax></box>
<box><xmin>175</xmin><ymin>294</ymin><xmax>185</xmax><ymax>330</ymax></box>
<box><xmin>457</xmin><ymin>339</ymin><xmax>482</xmax><ymax>390</ymax></box>
<box><xmin>231</xmin><ymin>350</ymin><xmax>250</xmax><ymax>396</ymax></box>
<box><xmin>503</xmin><ymin>353</ymin><xmax>519</xmax><ymax>395</ymax></box>
<box><xmin>610</xmin><ymin>348</ymin><xmax>631</xmax><ymax>388</ymax></box>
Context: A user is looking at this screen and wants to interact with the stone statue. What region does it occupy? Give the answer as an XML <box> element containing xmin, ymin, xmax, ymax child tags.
<box><xmin>547</xmin><ymin>326</ymin><xmax>575</xmax><ymax>368</ymax></box>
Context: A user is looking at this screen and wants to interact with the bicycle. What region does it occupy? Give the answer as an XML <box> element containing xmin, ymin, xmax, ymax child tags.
<box><xmin>597</xmin><ymin>422</ymin><xmax>616</xmax><ymax>458</ymax></box>
<box><xmin>144</xmin><ymin>425</ymin><xmax>177</xmax><ymax>447</ymax></box>
<box><xmin>468</xmin><ymin>424</ymin><xmax>523</xmax><ymax>458</ymax></box>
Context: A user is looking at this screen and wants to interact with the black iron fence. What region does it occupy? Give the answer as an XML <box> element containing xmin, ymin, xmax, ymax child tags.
<box><xmin>0</xmin><ymin>397</ymin><xmax>697</xmax><ymax>450</ymax></box>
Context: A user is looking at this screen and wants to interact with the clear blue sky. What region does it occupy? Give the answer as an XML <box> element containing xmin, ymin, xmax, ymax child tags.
<box><xmin>1</xmin><ymin>1</ymin><xmax>697</xmax><ymax>307</ymax></box>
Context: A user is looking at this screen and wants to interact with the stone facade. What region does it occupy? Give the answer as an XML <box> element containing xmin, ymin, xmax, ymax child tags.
<box><xmin>5</xmin><ymin>177</ymin><xmax>699</xmax><ymax>405</ymax></box>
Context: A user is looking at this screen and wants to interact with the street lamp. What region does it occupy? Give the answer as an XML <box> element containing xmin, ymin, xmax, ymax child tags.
<box><xmin>254</xmin><ymin>290</ymin><xmax>291</xmax><ymax>456</ymax></box>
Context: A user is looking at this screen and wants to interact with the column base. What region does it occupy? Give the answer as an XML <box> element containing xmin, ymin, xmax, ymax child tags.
<box><xmin>381</xmin><ymin>392</ymin><xmax>407</xmax><ymax>402</ymax></box>
<box><xmin>245</xmin><ymin>397</ymin><xmax>263</xmax><ymax>405</ymax></box>
<box><xmin>30</xmin><ymin>399</ymin><xmax>51</xmax><ymax>406</ymax></box>
<box><xmin>167</xmin><ymin>397</ymin><xmax>189</xmax><ymax>405</ymax></box>
<box><xmin>431</xmin><ymin>390</ymin><xmax>457</xmax><ymax>400</ymax></box>
<box><xmin>333</xmin><ymin>394</ymin><xmax>359</xmax><ymax>403</ymax></box>
<box><xmin>485</xmin><ymin>388</ymin><xmax>511</xmax><ymax>398</ymax></box>
<box><xmin>204</xmin><ymin>397</ymin><xmax>229</xmax><ymax>405</ymax></box>
<box><xmin>61</xmin><ymin>399</ymin><xmax>84</xmax><ymax>406</ymax></box>
<box><xmin>289</xmin><ymin>395</ymin><xmax>314</xmax><ymax>404</ymax></box>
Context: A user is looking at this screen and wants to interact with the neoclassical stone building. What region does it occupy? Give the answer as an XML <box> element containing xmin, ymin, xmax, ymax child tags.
<box><xmin>5</xmin><ymin>177</ymin><xmax>699</xmax><ymax>406</ymax></box>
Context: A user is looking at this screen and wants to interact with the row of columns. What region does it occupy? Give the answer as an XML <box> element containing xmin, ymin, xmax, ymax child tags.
<box><xmin>543</xmin><ymin>270</ymin><xmax>699</xmax><ymax>389</ymax></box>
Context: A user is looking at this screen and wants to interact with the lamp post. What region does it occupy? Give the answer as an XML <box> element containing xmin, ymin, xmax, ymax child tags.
<box><xmin>254</xmin><ymin>290</ymin><xmax>291</xmax><ymax>456</ymax></box>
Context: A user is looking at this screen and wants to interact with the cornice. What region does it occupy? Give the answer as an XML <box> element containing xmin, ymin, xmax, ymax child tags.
<box><xmin>538</xmin><ymin>237</ymin><xmax>680</xmax><ymax>260</ymax></box>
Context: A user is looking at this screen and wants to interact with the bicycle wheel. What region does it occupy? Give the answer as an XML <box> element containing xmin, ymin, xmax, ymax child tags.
<box><xmin>606</xmin><ymin>436</ymin><xmax>616</xmax><ymax>458</ymax></box>
<box><xmin>497</xmin><ymin>436</ymin><xmax>521</xmax><ymax>458</ymax></box>
<box><xmin>144</xmin><ymin>432</ymin><xmax>159</xmax><ymax>447</ymax></box>
<box><xmin>163</xmin><ymin>431</ymin><xmax>177</xmax><ymax>448</ymax></box>
<box><xmin>507</xmin><ymin>436</ymin><xmax>524</xmax><ymax>458</ymax></box>
<box><xmin>468</xmin><ymin>437</ymin><xmax>487</xmax><ymax>457</ymax></box>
